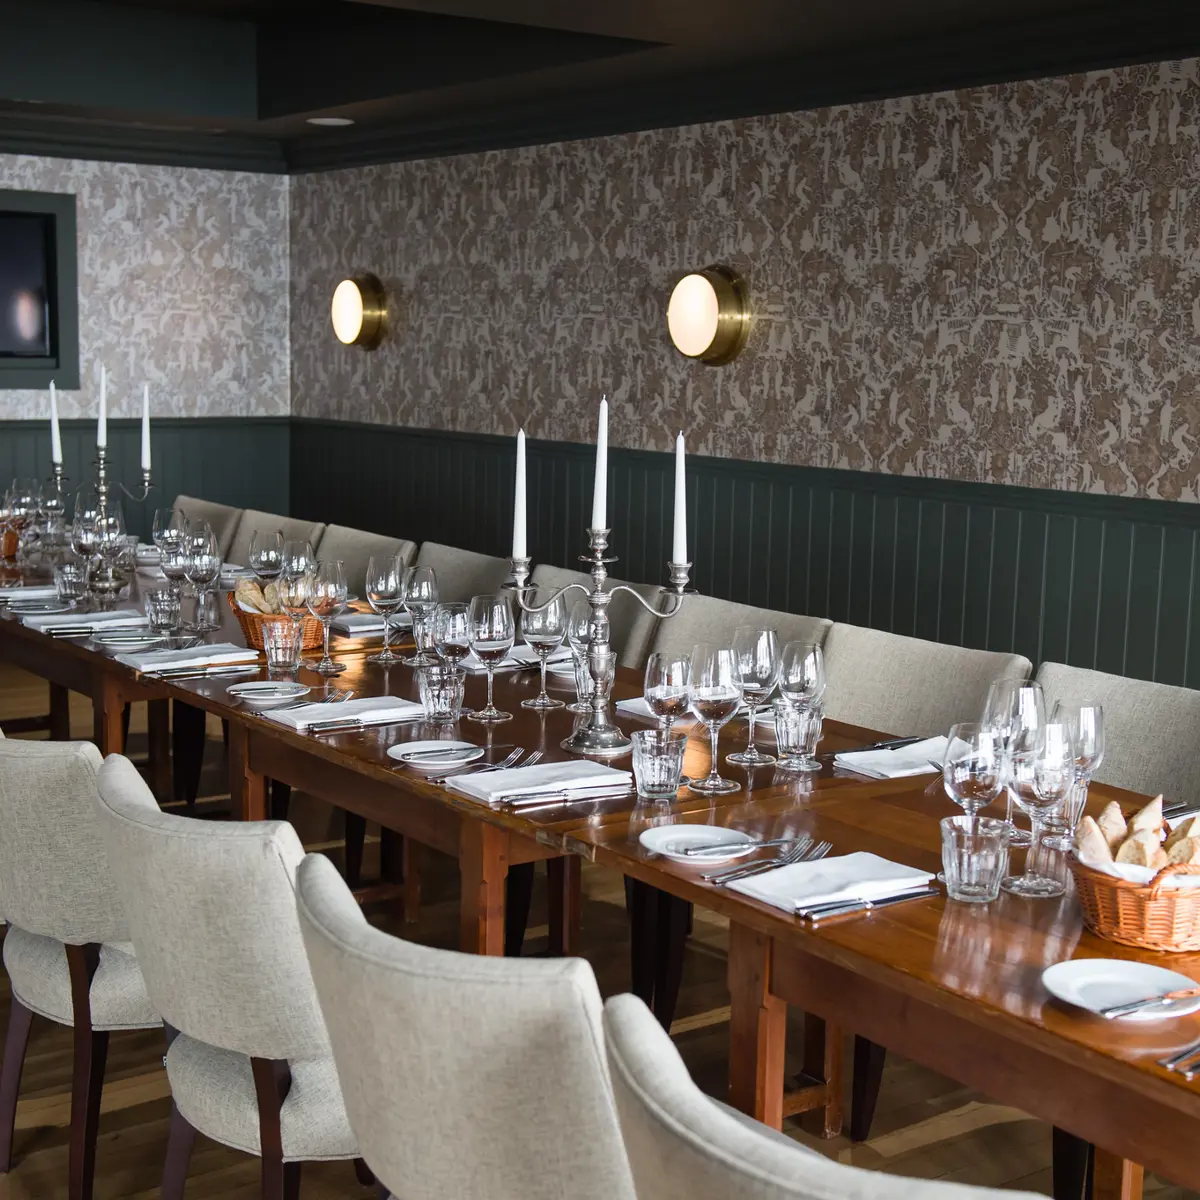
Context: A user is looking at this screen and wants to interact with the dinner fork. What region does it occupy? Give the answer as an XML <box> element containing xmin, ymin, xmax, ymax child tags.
<box><xmin>429</xmin><ymin>747</ymin><xmax>524</xmax><ymax>783</ymax></box>
<box><xmin>704</xmin><ymin>838</ymin><xmax>813</xmax><ymax>885</ymax></box>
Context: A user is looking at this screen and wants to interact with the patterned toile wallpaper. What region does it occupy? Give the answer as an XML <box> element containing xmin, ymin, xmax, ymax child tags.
<box><xmin>0</xmin><ymin>154</ymin><xmax>289</xmax><ymax>420</ymax></box>
<box><xmin>291</xmin><ymin>58</ymin><xmax>1200</xmax><ymax>501</ymax></box>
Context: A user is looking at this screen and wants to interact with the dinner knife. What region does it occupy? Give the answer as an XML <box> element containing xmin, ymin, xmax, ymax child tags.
<box><xmin>306</xmin><ymin>716</ymin><xmax>420</xmax><ymax>734</ymax></box>
<box><xmin>147</xmin><ymin>664</ymin><xmax>261</xmax><ymax>680</ymax></box>
<box><xmin>1101</xmin><ymin>988</ymin><xmax>1200</xmax><ymax>1019</ymax></box>
<box><xmin>798</xmin><ymin>885</ymin><xmax>940</xmax><ymax>922</ymax></box>
<box><xmin>824</xmin><ymin>735</ymin><xmax>923</xmax><ymax>758</ymax></box>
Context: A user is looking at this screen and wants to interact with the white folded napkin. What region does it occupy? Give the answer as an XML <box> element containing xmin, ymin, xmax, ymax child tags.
<box><xmin>460</xmin><ymin>644</ymin><xmax>573</xmax><ymax>674</ymax></box>
<box><xmin>330</xmin><ymin>611</ymin><xmax>413</xmax><ymax>637</ymax></box>
<box><xmin>115</xmin><ymin>643</ymin><xmax>260</xmax><ymax>672</ymax></box>
<box><xmin>447</xmin><ymin>760</ymin><xmax>633</xmax><ymax>806</ymax></box>
<box><xmin>834</xmin><ymin>735</ymin><xmax>947</xmax><ymax>779</ymax></box>
<box><xmin>264</xmin><ymin>696</ymin><xmax>424</xmax><ymax>731</ymax></box>
<box><xmin>137</xmin><ymin>565</ymin><xmax>167</xmax><ymax>579</ymax></box>
<box><xmin>0</xmin><ymin>584</ymin><xmax>59</xmax><ymax>601</ymax></box>
<box><xmin>729</xmin><ymin>851</ymin><xmax>935</xmax><ymax>912</ymax></box>
<box><xmin>22</xmin><ymin>608</ymin><xmax>147</xmax><ymax>631</ymax></box>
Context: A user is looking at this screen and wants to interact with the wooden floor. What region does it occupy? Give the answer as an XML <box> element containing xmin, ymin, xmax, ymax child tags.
<box><xmin>0</xmin><ymin>664</ymin><xmax>1194</xmax><ymax>1199</ymax></box>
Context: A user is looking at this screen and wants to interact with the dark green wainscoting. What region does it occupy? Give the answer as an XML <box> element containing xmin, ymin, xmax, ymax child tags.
<box><xmin>0</xmin><ymin>418</ymin><xmax>290</xmax><ymax>539</ymax></box>
<box><xmin>290</xmin><ymin>419</ymin><xmax>1200</xmax><ymax>691</ymax></box>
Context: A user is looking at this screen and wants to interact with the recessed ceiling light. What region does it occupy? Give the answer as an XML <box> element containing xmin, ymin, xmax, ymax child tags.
<box><xmin>307</xmin><ymin>116</ymin><xmax>355</xmax><ymax>127</ymax></box>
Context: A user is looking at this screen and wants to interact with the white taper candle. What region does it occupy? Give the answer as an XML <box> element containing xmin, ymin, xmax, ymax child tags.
<box><xmin>671</xmin><ymin>431</ymin><xmax>687</xmax><ymax>563</ymax></box>
<box><xmin>97</xmin><ymin>365</ymin><xmax>107</xmax><ymax>448</ymax></box>
<box><xmin>49</xmin><ymin>380</ymin><xmax>62</xmax><ymax>464</ymax></box>
<box><xmin>512</xmin><ymin>428</ymin><xmax>527</xmax><ymax>559</ymax></box>
<box><xmin>591</xmin><ymin>396</ymin><xmax>608</xmax><ymax>531</ymax></box>
<box><xmin>140</xmin><ymin>383</ymin><xmax>152</xmax><ymax>471</ymax></box>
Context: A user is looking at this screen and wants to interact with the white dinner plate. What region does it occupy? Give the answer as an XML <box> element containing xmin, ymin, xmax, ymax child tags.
<box><xmin>639</xmin><ymin>825</ymin><xmax>759</xmax><ymax>864</ymax></box>
<box><xmin>226</xmin><ymin>681</ymin><xmax>310</xmax><ymax>711</ymax></box>
<box><xmin>8</xmin><ymin>601</ymin><xmax>70</xmax><ymax>614</ymax></box>
<box><xmin>548</xmin><ymin>659</ymin><xmax>578</xmax><ymax>677</ymax></box>
<box><xmin>1042</xmin><ymin>959</ymin><xmax>1200</xmax><ymax>1022</ymax></box>
<box><xmin>387</xmin><ymin>740</ymin><xmax>485</xmax><ymax>770</ymax></box>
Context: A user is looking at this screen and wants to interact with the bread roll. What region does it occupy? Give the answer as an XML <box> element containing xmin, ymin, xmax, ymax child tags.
<box><xmin>235</xmin><ymin>579</ymin><xmax>270</xmax><ymax>615</ymax></box>
<box><xmin>1097</xmin><ymin>801</ymin><xmax>1128</xmax><ymax>852</ymax></box>
<box><xmin>1165</xmin><ymin>814</ymin><xmax>1200</xmax><ymax>852</ymax></box>
<box><xmin>1075</xmin><ymin>815</ymin><xmax>1114</xmax><ymax>864</ymax></box>
<box><xmin>1115</xmin><ymin>831</ymin><xmax>1168</xmax><ymax>870</ymax></box>
<box><xmin>1167</xmin><ymin>837</ymin><xmax>1200</xmax><ymax>866</ymax></box>
<box><xmin>1129</xmin><ymin>795</ymin><xmax>1164</xmax><ymax>837</ymax></box>
<box><xmin>263</xmin><ymin>582</ymin><xmax>281</xmax><ymax>614</ymax></box>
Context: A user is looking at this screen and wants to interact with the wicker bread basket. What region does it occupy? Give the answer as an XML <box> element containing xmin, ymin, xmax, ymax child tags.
<box><xmin>1071</xmin><ymin>857</ymin><xmax>1200</xmax><ymax>952</ymax></box>
<box><xmin>227</xmin><ymin>593</ymin><xmax>322</xmax><ymax>651</ymax></box>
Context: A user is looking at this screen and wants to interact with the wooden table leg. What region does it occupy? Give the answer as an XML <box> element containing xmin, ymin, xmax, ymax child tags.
<box><xmin>147</xmin><ymin>699</ymin><xmax>171</xmax><ymax>801</ymax></box>
<box><xmin>228</xmin><ymin>722</ymin><xmax>266</xmax><ymax>822</ymax></box>
<box><xmin>48</xmin><ymin>682</ymin><xmax>71</xmax><ymax>740</ymax></box>
<box><xmin>92</xmin><ymin>674</ymin><xmax>126</xmax><ymax>755</ymax></box>
<box><xmin>459</xmin><ymin>822</ymin><xmax>508</xmax><ymax>956</ymax></box>
<box><xmin>800</xmin><ymin>1016</ymin><xmax>844</xmax><ymax>1138</ymax></box>
<box><xmin>728</xmin><ymin>922</ymin><xmax>786</xmax><ymax>1130</ymax></box>
<box><xmin>547</xmin><ymin>856</ymin><xmax>581</xmax><ymax>956</ymax></box>
<box><xmin>1091</xmin><ymin>1151</ymin><xmax>1143</xmax><ymax>1200</ymax></box>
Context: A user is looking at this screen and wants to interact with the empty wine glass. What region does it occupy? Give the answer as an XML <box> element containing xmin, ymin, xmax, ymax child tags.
<box><xmin>282</xmin><ymin>539</ymin><xmax>315</xmax><ymax>577</ymax></box>
<box><xmin>1003</xmin><ymin>719</ymin><xmax>1072</xmax><ymax>898</ymax></box>
<box><xmin>566</xmin><ymin>598</ymin><xmax>594</xmax><ymax>714</ymax></box>
<box><xmin>778</xmin><ymin>640</ymin><xmax>826</xmax><ymax>709</ymax></box>
<box><xmin>643</xmin><ymin>651</ymin><xmax>690</xmax><ymax>734</ymax></box>
<box><xmin>276</xmin><ymin>567</ymin><xmax>311</xmax><ymax>625</ymax></box>
<box><xmin>467</xmin><ymin>593</ymin><xmax>515</xmax><ymax>723</ymax></box>
<box><xmin>687</xmin><ymin>643</ymin><xmax>742</xmax><ymax>795</ymax></box>
<box><xmin>184</xmin><ymin>526</ymin><xmax>222</xmax><ymax>631</ymax></box>
<box><xmin>519</xmin><ymin>590</ymin><xmax>567</xmax><ymax>710</ymax></box>
<box><xmin>365</xmin><ymin>553</ymin><xmax>407</xmax><ymax>666</ymax></box>
<box><xmin>728</xmin><ymin>626</ymin><xmax>779</xmax><ymax>767</ymax></box>
<box><xmin>151</xmin><ymin>507</ymin><xmax>187</xmax><ymax>552</ymax></box>
<box><xmin>982</xmin><ymin>678</ymin><xmax>1045</xmax><ymax>848</ymax></box>
<box><xmin>305</xmin><ymin>560</ymin><xmax>348</xmax><ymax>674</ymax></box>
<box><xmin>402</xmin><ymin>565</ymin><xmax>440</xmax><ymax>667</ymax></box>
<box><xmin>433</xmin><ymin>602</ymin><xmax>471</xmax><ymax>665</ymax></box>
<box><xmin>1043</xmin><ymin>700</ymin><xmax>1105</xmax><ymax>851</ymax></box>
<box><xmin>249</xmin><ymin>529</ymin><xmax>285</xmax><ymax>583</ymax></box>
<box><xmin>942</xmin><ymin>722</ymin><xmax>1004</xmax><ymax>825</ymax></box>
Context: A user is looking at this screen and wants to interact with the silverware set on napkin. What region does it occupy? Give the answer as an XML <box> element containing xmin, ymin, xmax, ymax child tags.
<box><xmin>797</xmin><ymin>884</ymin><xmax>941</xmax><ymax>923</ymax></box>
<box><xmin>703</xmin><ymin>837</ymin><xmax>832</xmax><ymax>886</ymax></box>
<box><xmin>1158</xmin><ymin>1037</ymin><xmax>1200</xmax><ymax>1080</ymax></box>
<box><xmin>428</xmin><ymin>748</ymin><xmax>542</xmax><ymax>784</ymax></box>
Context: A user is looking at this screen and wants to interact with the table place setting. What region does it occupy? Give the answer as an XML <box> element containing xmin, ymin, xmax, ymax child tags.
<box><xmin>1042</xmin><ymin>960</ymin><xmax>1200</xmax><ymax>1025</ymax></box>
<box><xmin>459</xmin><ymin>643</ymin><xmax>574</xmax><ymax>675</ymax></box>
<box><xmin>445</xmin><ymin>759</ymin><xmax>633</xmax><ymax>808</ymax></box>
<box><xmin>834</xmin><ymin>735</ymin><xmax>949</xmax><ymax>779</ymax></box>
<box><xmin>263</xmin><ymin>694</ymin><xmax>424</xmax><ymax>734</ymax></box>
<box><xmin>638</xmin><ymin>825</ymin><xmax>761</xmax><ymax>864</ymax></box>
<box><xmin>115</xmin><ymin>642</ymin><xmax>261</xmax><ymax>677</ymax></box>
<box><xmin>224</xmin><ymin>680</ymin><xmax>311</xmax><ymax>711</ymax></box>
<box><xmin>386</xmin><ymin>740</ymin><xmax>486</xmax><ymax>771</ymax></box>
<box><xmin>21</xmin><ymin>607</ymin><xmax>150</xmax><ymax>635</ymax></box>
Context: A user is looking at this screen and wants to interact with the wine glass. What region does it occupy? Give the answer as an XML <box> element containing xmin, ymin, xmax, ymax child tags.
<box><xmin>282</xmin><ymin>539</ymin><xmax>315</xmax><ymax>577</ymax></box>
<box><xmin>728</xmin><ymin>627</ymin><xmax>779</xmax><ymax>767</ymax></box>
<box><xmin>276</xmin><ymin>567</ymin><xmax>311</xmax><ymax>625</ymax></box>
<box><xmin>184</xmin><ymin>526</ymin><xmax>222</xmax><ymax>631</ymax></box>
<box><xmin>643</xmin><ymin>652</ymin><xmax>690</xmax><ymax>734</ymax></box>
<box><xmin>467</xmin><ymin>593</ymin><xmax>515</xmax><ymax>724</ymax></box>
<box><xmin>982</xmin><ymin>678</ymin><xmax>1045</xmax><ymax>847</ymax></box>
<box><xmin>151</xmin><ymin>507</ymin><xmax>186</xmax><ymax>551</ymax></box>
<box><xmin>1044</xmin><ymin>700</ymin><xmax>1105</xmax><ymax>851</ymax></box>
<box><xmin>687</xmin><ymin>643</ymin><xmax>742</xmax><ymax>795</ymax></box>
<box><xmin>1003</xmin><ymin>719</ymin><xmax>1072</xmax><ymax>898</ymax></box>
<box><xmin>519</xmin><ymin>590</ymin><xmax>567</xmax><ymax>710</ymax></box>
<box><xmin>305</xmin><ymin>560</ymin><xmax>348</xmax><ymax>674</ymax></box>
<box><xmin>433</xmin><ymin>602</ymin><xmax>471</xmax><ymax>665</ymax></box>
<box><xmin>778</xmin><ymin>640</ymin><xmax>826</xmax><ymax>709</ymax></box>
<box><xmin>402</xmin><ymin>566</ymin><xmax>440</xmax><ymax>667</ymax></box>
<box><xmin>566</xmin><ymin>598</ymin><xmax>594</xmax><ymax>714</ymax></box>
<box><xmin>8</xmin><ymin>479</ymin><xmax>41</xmax><ymax>562</ymax></box>
<box><xmin>942</xmin><ymin>722</ymin><xmax>1004</xmax><ymax>825</ymax></box>
<box><xmin>365</xmin><ymin>553</ymin><xmax>408</xmax><ymax>666</ymax></box>
<box><xmin>249</xmin><ymin>529</ymin><xmax>285</xmax><ymax>583</ymax></box>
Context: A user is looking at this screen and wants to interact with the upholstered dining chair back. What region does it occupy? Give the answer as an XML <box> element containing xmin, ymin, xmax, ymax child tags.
<box><xmin>646</xmin><ymin>595</ymin><xmax>831</xmax><ymax>663</ymax></box>
<box><xmin>0</xmin><ymin>739</ymin><xmax>127</xmax><ymax>946</ymax></box>
<box><xmin>227</xmin><ymin>510</ymin><xmax>327</xmax><ymax>569</ymax></box>
<box><xmin>602</xmin><ymin>994</ymin><xmax>1042</xmax><ymax>1200</ymax></box>
<box><xmin>820</xmin><ymin>624</ymin><xmax>1031</xmax><ymax>738</ymax></box>
<box><xmin>414</xmin><ymin>541</ymin><xmax>512</xmax><ymax>602</ymax></box>
<box><xmin>1035</xmin><ymin>662</ymin><xmax>1200</xmax><ymax>802</ymax></box>
<box><xmin>296</xmin><ymin>854</ymin><xmax>637</xmax><ymax>1200</ymax></box>
<box><xmin>530</xmin><ymin>564</ymin><xmax>663</xmax><ymax>669</ymax></box>
<box><xmin>314</xmin><ymin>525</ymin><xmax>417</xmax><ymax>594</ymax></box>
<box><xmin>172</xmin><ymin>494</ymin><xmax>243</xmax><ymax>559</ymax></box>
<box><xmin>94</xmin><ymin>755</ymin><xmax>330</xmax><ymax>1062</ymax></box>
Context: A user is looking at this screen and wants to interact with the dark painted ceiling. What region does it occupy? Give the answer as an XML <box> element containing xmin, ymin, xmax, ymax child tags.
<box><xmin>0</xmin><ymin>0</ymin><xmax>1197</xmax><ymax>172</ymax></box>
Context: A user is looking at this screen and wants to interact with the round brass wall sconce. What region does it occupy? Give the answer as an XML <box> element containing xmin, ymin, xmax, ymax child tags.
<box><xmin>331</xmin><ymin>273</ymin><xmax>387</xmax><ymax>349</ymax></box>
<box><xmin>666</xmin><ymin>265</ymin><xmax>749</xmax><ymax>365</ymax></box>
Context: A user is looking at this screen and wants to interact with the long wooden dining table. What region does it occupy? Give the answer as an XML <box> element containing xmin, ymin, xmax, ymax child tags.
<box><xmin>2</xmin><ymin>575</ymin><xmax>1197</xmax><ymax>1200</ymax></box>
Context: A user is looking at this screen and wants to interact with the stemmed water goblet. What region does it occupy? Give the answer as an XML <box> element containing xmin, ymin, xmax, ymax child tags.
<box><xmin>942</xmin><ymin>722</ymin><xmax>1005</xmax><ymax>826</ymax></box>
<box><xmin>566</xmin><ymin>598</ymin><xmax>594</xmax><ymax>714</ymax></box>
<box><xmin>728</xmin><ymin>626</ymin><xmax>779</xmax><ymax>767</ymax></box>
<box><xmin>1043</xmin><ymin>700</ymin><xmax>1105</xmax><ymax>852</ymax></box>
<box><xmin>152</xmin><ymin>507</ymin><xmax>186</xmax><ymax>552</ymax></box>
<box><xmin>402</xmin><ymin>566</ymin><xmax>440</xmax><ymax>667</ymax></box>
<box><xmin>687</xmin><ymin>643</ymin><xmax>742</xmax><ymax>795</ymax></box>
<box><xmin>519</xmin><ymin>590</ymin><xmax>567</xmax><ymax>710</ymax></box>
<box><xmin>982</xmin><ymin>678</ymin><xmax>1045</xmax><ymax>848</ymax></box>
<box><xmin>276</xmin><ymin>566</ymin><xmax>311</xmax><ymax>627</ymax></box>
<box><xmin>184</xmin><ymin>526</ymin><xmax>222</xmax><ymax>631</ymax></box>
<box><xmin>282</xmin><ymin>539</ymin><xmax>315</xmax><ymax>577</ymax></box>
<box><xmin>433</xmin><ymin>602</ymin><xmax>471</xmax><ymax>666</ymax></box>
<box><xmin>365</xmin><ymin>553</ymin><xmax>408</xmax><ymax>666</ymax></box>
<box><xmin>304</xmin><ymin>560</ymin><xmax>348</xmax><ymax>674</ymax></box>
<box><xmin>778</xmin><ymin>640</ymin><xmax>826</xmax><ymax>709</ymax></box>
<box><xmin>1002</xmin><ymin>719</ymin><xmax>1073</xmax><ymax>898</ymax></box>
<box><xmin>249</xmin><ymin>529</ymin><xmax>284</xmax><ymax>583</ymax></box>
<box><xmin>467</xmin><ymin>593</ymin><xmax>515</xmax><ymax>724</ymax></box>
<box><xmin>643</xmin><ymin>651</ymin><xmax>690</xmax><ymax>734</ymax></box>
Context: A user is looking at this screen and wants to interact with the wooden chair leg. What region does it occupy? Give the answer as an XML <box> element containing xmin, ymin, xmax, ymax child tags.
<box><xmin>252</xmin><ymin>1057</ymin><xmax>297</xmax><ymax>1200</ymax></box>
<box><xmin>345</xmin><ymin>813</ymin><xmax>367</xmax><ymax>890</ymax></box>
<box><xmin>161</xmin><ymin>1104</ymin><xmax>197</xmax><ymax>1200</ymax></box>
<box><xmin>547</xmin><ymin>856</ymin><xmax>581</xmax><ymax>956</ymax></box>
<box><xmin>354</xmin><ymin>1157</ymin><xmax>374</xmax><ymax>1186</ymax></box>
<box><xmin>269</xmin><ymin>780</ymin><xmax>292</xmax><ymax>822</ymax></box>
<box><xmin>850</xmin><ymin>1035</ymin><xmax>887</xmax><ymax>1142</ymax></box>
<box><xmin>121</xmin><ymin>703</ymin><xmax>132</xmax><ymax>748</ymax></box>
<box><xmin>628</xmin><ymin>878</ymin><xmax>656</xmax><ymax>1005</ymax></box>
<box><xmin>0</xmin><ymin>998</ymin><xmax>34</xmax><ymax>1172</ymax></box>
<box><xmin>1052</xmin><ymin>1127</ymin><xmax>1092</xmax><ymax>1200</ymax></box>
<box><xmin>652</xmin><ymin>891</ymin><xmax>691</xmax><ymax>1031</ymax></box>
<box><xmin>505</xmin><ymin>863</ymin><xmax>535</xmax><ymax>957</ymax></box>
<box><xmin>66</xmin><ymin>944</ymin><xmax>107</xmax><ymax>1200</ymax></box>
<box><xmin>172</xmin><ymin>702</ymin><xmax>208</xmax><ymax>808</ymax></box>
<box><xmin>49</xmin><ymin>682</ymin><xmax>72</xmax><ymax>739</ymax></box>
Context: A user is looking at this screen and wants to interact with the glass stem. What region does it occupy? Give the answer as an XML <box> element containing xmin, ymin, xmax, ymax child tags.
<box><xmin>745</xmin><ymin>703</ymin><xmax>758</xmax><ymax>755</ymax></box>
<box><xmin>382</xmin><ymin>614</ymin><xmax>391</xmax><ymax>654</ymax></box>
<box><xmin>709</xmin><ymin>724</ymin><xmax>721</xmax><ymax>784</ymax></box>
<box><xmin>539</xmin><ymin>653</ymin><xmax>549</xmax><ymax>701</ymax></box>
<box><xmin>1026</xmin><ymin>816</ymin><xmax>1044</xmax><ymax>879</ymax></box>
<box><xmin>322</xmin><ymin>620</ymin><xmax>331</xmax><ymax>663</ymax></box>
<box><xmin>486</xmin><ymin>665</ymin><xmax>495</xmax><ymax>713</ymax></box>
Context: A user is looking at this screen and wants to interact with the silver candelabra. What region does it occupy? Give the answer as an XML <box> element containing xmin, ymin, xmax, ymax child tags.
<box><xmin>509</xmin><ymin>528</ymin><xmax>692</xmax><ymax>757</ymax></box>
<box><xmin>85</xmin><ymin>446</ymin><xmax>153</xmax><ymax>598</ymax></box>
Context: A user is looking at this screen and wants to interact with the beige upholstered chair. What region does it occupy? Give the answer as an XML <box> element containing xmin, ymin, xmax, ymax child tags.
<box><xmin>314</xmin><ymin>525</ymin><xmax>417</xmax><ymax>594</ymax></box>
<box><xmin>0</xmin><ymin>740</ymin><xmax>159</xmax><ymax>1198</ymax></box>
<box><xmin>295</xmin><ymin>853</ymin><xmax>637</xmax><ymax>1200</ymax></box>
<box><xmin>93</xmin><ymin>756</ymin><xmax>361</xmax><ymax>1199</ymax></box>
<box><xmin>172</xmin><ymin>494</ymin><xmax>243</xmax><ymax>558</ymax></box>
<box><xmin>646</xmin><ymin>595</ymin><xmax>831</xmax><ymax>662</ymax></box>
<box><xmin>821</xmin><ymin>624</ymin><xmax>1031</xmax><ymax>738</ymax></box>
<box><xmin>1035</xmin><ymin>662</ymin><xmax>1200</xmax><ymax>803</ymax></box>
<box><xmin>531</xmin><ymin>563</ymin><xmax>662</xmax><ymax>669</ymax></box>
<box><xmin>227</xmin><ymin>510</ymin><xmax>327</xmax><ymax>568</ymax></box>
<box><xmin>603</xmin><ymin>994</ymin><xmax>1042</xmax><ymax>1200</ymax></box>
<box><xmin>414</xmin><ymin>541</ymin><xmax>511</xmax><ymax>602</ymax></box>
